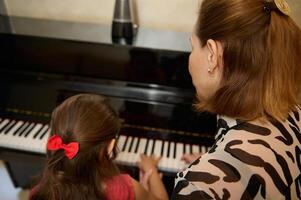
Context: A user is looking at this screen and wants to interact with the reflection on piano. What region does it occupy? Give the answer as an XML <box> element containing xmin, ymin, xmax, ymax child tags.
<box><xmin>0</xmin><ymin>15</ymin><xmax>216</xmax><ymax>195</ymax></box>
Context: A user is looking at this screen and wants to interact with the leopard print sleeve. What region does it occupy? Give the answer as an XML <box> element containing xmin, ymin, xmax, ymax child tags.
<box><xmin>172</xmin><ymin>108</ymin><xmax>301</xmax><ymax>200</ymax></box>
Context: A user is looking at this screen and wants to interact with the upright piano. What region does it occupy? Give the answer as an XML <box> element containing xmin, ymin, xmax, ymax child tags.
<box><xmin>0</xmin><ymin>15</ymin><xmax>216</xmax><ymax>195</ymax></box>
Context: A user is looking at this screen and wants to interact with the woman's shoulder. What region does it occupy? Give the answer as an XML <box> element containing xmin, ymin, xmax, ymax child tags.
<box><xmin>172</xmin><ymin>108</ymin><xmax>301</xmax><ymax>199</ymax></box>
<box><xmin>106</xmin><ymin>174</ymin><xmax>134</xmax><ymax>200</ymax></box>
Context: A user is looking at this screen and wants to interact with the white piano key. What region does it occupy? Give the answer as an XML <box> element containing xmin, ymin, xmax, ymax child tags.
<box><xmin>176</xmin><ymin>143</ymin><xmax>184</xmax><ymax>159</ymax></box>
<box><xmin>0</xmin><ymin>119</ymin><xmax>10</xmax><ymax>130</ymax></box>
<box><xmin>175</xmin><ymin>142</ymin><xmax>186</xmax><ymax>170</ymax></box>
<box><xmin>192</xmin><ymin>144</ymin><xmax>199</xmax><ymax>154</ymax></box>
<box><xmin>15</xmin><ymin>122</ymin><xmax>30</xmax><ymax>136</ymax></box>
<box><xmin>32</xmin><ymin>124</ymin><xmax>47</xmax><ymax>139</ymax></box>
<box><xmin>129</xmin><ymin>137</ymin><xmax>139</xmax><ymax>165</ymax></box>
<box><xmin>2</xmin><ymin>120</ymin><xmax>16</xmax><ymax>134</ymax></box>
<box><xmin>20</xmin><ymin>123</ymin><xmax>35</xmax><ymax>137</ymax></box>
<box><xmin>0</xmin><ymin>121</ymin><xmax>24</xmax><ymax>149</ymax></box>
<box><xmin>4</xmin><ymin>121</ymin><xmax>25</xmax><ymax>144</ymax></box>
<box><xmin>125</xmin><ymin>136</ymin><xmax>132</xmax><ymax>152</ymax></box>
<box><xmin>201</xmin><ymin>145</ymin><xmax>207</xmax><ymax>153</ymax></box>
<box><xmin>167</xmin><ymin>142</ymin><xmax>177</xmax><ymax>171</ymax></box>
<box><xmin>28</xmin><ymin>125</ymin><xmax>49</xmax><ymax>153</ymax></box>
<box><xmin>163</xmin><ymin>141</ymin><xmax>168</xmax><ymax>157</ymax></box>
<box><xmin>126</xmin><ymin>137</ymin><xmax>137</xmax><ymax>166</ymax></box>
<box><xmin>185</xmin><ymin>144</ymin><xmax>191</xmax><ymax>154</ymax></box>
<box><xmin>169</xmin><ymin>142</ymin><xmax>175</xmax><ymax>159</ymax></box>
<box><xmin>5</xmin><ymin>123</ymin><xmax>29</xmax><ymax>148</ymax></box>
<box><xmin>34</xmin><ymin>129</ymin><xmax>50</xmax><ymax>153</ymax></box>
<box><xmin>115</xmin><ymin>135</ymin><xmax>127</xmax><ymax>163</ymax></box>
<box><xmin>18</xmin><ymin>123</ymin><xmax>43</xmax><ymax>151</ymax></box>
<box><xmin>131</xmin><ymin>137</ymin><xmax>138</xmax><ymax>153</ymax></box>
<box><xmin>137</xmin><ymin>138</ymin><xmax>147</xmax><ymax>154</ymax></box>
<box><xmin>153</xmin><ymin>140</ymin><xmax>162</xmax><ymax>157</ymax></box>
<box><xmin>159</xmin><ymin>141</ymin><xmax>169</xmax><ymax>170</ymax></box>
<box><xmin>117</xmin><ymin>135</ymin><xmax>126</xmax><ymax>150</ymax></box>
<box><xmin>121</xmin><ymin>136</ymin><xmax>132</xmax><ymax>163</ymax></box>
<box><xmin>146</xmin><ymin>139</ymin><xmax>153</xmax><ymax>156</ymax></box>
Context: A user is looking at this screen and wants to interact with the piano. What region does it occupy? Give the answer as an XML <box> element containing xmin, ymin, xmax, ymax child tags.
<box><xmin>0</xmin><ymin>15</ymin><xmax>216</xmax><ymax>195</ymax></box>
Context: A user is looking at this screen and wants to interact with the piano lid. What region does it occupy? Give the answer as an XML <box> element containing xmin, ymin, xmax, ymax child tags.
<box><xmin>0</xmin><ymin>15</ymin><xmax>193</xmax><ymax>90</ymax></box>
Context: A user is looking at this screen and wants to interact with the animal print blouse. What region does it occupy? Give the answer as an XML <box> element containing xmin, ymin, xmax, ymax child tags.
<box><xmin>172</xmin><ymin>107</ymin><xmax>301</xmax><ymax>199</ymax></box>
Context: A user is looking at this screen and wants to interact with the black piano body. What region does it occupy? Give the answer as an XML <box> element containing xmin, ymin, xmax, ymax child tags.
<box><xmin>0</xmin><ymin>15</ymin><xmax>216</xmax><ymax>195</ymax></box>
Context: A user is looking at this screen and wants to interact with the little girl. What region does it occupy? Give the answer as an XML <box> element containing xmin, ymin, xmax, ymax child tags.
<box><xmin>30</xmin><ymin>94</ymin><xmax>168</xmax><ymax>200</ymax></box>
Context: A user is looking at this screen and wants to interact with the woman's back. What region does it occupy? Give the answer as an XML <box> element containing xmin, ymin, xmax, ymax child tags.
<box><xmin>173</xmin><ymin>107</ymin><xmax>301</xmax><ymax>199</ymax></box>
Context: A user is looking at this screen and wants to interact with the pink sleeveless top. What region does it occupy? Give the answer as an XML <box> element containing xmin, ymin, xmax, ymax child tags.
<box><xmin>105</xmin><ymin>174</ymin><xmax>135</xmax><ymax>200</ymax></box>
<box><xmin>30</xmin><ymin>174</ymin><xmax>135</xmax><ymax>200</ymax></box>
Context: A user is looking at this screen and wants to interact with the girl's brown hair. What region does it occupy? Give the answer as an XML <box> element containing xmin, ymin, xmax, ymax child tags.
<box><xmin>31</xmin><ymin>94</ymin><xmax>121</xmax><ymax>200</ymax></box>
<box><xmin>195</xmin><ymin>0</ymin><xmax>301</xmax><ymax>121</ymax></box>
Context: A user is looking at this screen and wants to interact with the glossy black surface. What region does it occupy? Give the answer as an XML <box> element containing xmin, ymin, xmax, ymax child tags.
<box><xmin>0</xmin><ymin>15</ymin><xmax>217</xmax><ymax>136</ymax></box>
<box><xmin>0</xmin><ymin>15</ymin><xmax>216</xmax><ymax>191</ymax></box>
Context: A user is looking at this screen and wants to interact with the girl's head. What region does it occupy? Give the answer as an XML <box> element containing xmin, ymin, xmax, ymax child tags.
<box><xmin>32</xmin><ymin>93</ymin><xmax>121</xmax><ymax>200</ymax></box>
<box><xmin>190</xmin><ymin>0</ymin><xmax>301</xmax><ymax>121</ymax></box>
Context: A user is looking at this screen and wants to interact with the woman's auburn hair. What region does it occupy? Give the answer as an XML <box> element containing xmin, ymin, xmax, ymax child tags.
<box><xmin>31</xmin><ymin>94</ymin><xmax>121</xmax><ymax>200</ymax></box>
<box><xmin>195</xmin><ymin>0</ymin><xmax>301</xmax><ymax>121</ymax></box>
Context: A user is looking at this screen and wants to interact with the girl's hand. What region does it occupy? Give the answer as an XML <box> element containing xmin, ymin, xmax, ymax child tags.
<box><xmin>138</xmin><ymin>154</ymin><xmax>161</xmax><ymax>190</ymax></box>
<box><xmin>138</xmin><ymin>154</ymin><xmax>161</xmax><ymax>172</ymax></box>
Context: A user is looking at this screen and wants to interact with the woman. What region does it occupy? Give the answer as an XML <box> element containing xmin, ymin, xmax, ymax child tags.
<box><xmin>173</xmin><ymin>0</ymin><xmax>301</xmax><ymax>199</ymax></box>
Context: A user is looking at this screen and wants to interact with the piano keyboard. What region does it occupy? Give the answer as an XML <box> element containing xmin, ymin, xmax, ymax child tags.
<box><xmin>0</xmin><ymin>118</ymin><xmax>209</xmax><ymax>173</ymax></box>
<box><xmin>115</xmin><ymin>135</ymin><xmax>209</xmax><ymax>172</ymax></box>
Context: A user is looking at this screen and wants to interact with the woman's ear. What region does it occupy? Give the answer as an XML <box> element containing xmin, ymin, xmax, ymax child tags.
<box><xmin>107</xmin><ymin>139</ymin><xmax>116</xmax><ymax>157</ymax></box>
<box><xmin>206</xmin><ymin>39</ymin><xmax>223</xmax><ymax>73</ymax></box>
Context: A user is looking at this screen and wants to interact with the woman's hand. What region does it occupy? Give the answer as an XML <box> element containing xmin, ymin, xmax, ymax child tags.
<box><xmin>181</xmin><ymin>153</ymin><xmax>203</xmax><ymax>164</ymax></box>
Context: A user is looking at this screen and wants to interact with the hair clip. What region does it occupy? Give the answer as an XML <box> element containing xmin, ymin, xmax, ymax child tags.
<box><xmin>47</xmin><ymin>135</ymin><xmax>79</xmax><ymax>160</ymax></box>
<box><xmin>274</xmin><ymin>0</ymin><xmax>291</xmax><ymax>16</ymax></box>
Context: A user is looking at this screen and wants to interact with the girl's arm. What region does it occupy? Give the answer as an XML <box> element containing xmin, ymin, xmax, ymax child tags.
<box><xmin>134</xmin><ymin>154</ymin><xmax>169</xmax><ymax>200</ymax></box>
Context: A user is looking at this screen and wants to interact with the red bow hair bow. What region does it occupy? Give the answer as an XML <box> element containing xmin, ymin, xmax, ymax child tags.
<box><xmin>47</xmin><ymin>135</ymin><xmax>79</xmax><ymax>160</ymax></box>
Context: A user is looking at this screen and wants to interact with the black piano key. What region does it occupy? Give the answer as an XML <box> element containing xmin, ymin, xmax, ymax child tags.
<box><xmin>122</xmin><ymin>136</ymin><xmax>128</xmax><ymax>151</ymax></box>
<box><xmin>190</xmin><ymin>144</ymin><xmax>193</xmax><ymax>155</ymax></box>
<box><xmin>173</xmin><ymin>143</ymin><xmax>177</xmax><ymax>159</ymax></box>
<box><xmin>16</xmin><ymin>122</ymin><xmax>30</xmax><ymax>136</ymax></box>
<box><xmin>39</xmin><ymin>127</ymin><xmax>49</xmax><ymax>139</ymax></box>
<box><xmin>128</xmin><ymin>137</ymin><xmax>135</xmax><ymax>153</ymax></box>
<box><xmin>167</xmin><ymin>141</ymin><xmax>170</xmax><ymax>158</ymax></box>
<box><xmin>183</xmin><ymin>144</ymin><xmax>186</xmax><ymax>154</ymax></box>
<box><xmin>151</xmin><ymin>140</ymin><xmax>155</xmax><ymax>155</ymax></box>
<box><xmin>12</xmin><ymin>121</ymin><xmax>26</xmax><ymax>136</ymax></box>
<box><xmin>144</xmin><ymin>139</ymin><xmax>149</xmax><ymax>154</ymax></box>
<box><xmin>24</xmin><ymin>124</ymin><xmax>38</xmax><ymax>137</ymax></box>
<box><xmin>4</xmin><ymin>120</ymin><xmax>17</xmax><ymax>135</ymax></box>
<box><xmin>0</xmin><ymin>120</ymin><xmax>12</xmax><ymax>133</ymax></box>
<box><xmin>21</xmin><ymin>123</ymin><xmax>35</xmax><ymax>137</ymax></box>
<box><xmin>134</xmin><ymin>138</ymin><xmax>140</xmax><ymax>153</ymax></box>
<box><xmin>32</xmin><ymin>125</ymin><xmax>45</xmax><ymax>138</ymax></box>
<box><xmin>1</xmin><ymin>120</ymin><xmax>13</xmax><ymax>134</ymax></box>
<box><xmin>160</xmin><ymin>141</ymin><xmax>165</xmax><ymax>156</ymax></box>
<box><xmin>19</xmin><ymin>123</ymin><xmax>33</xmax><ymax>137</ymax></box>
